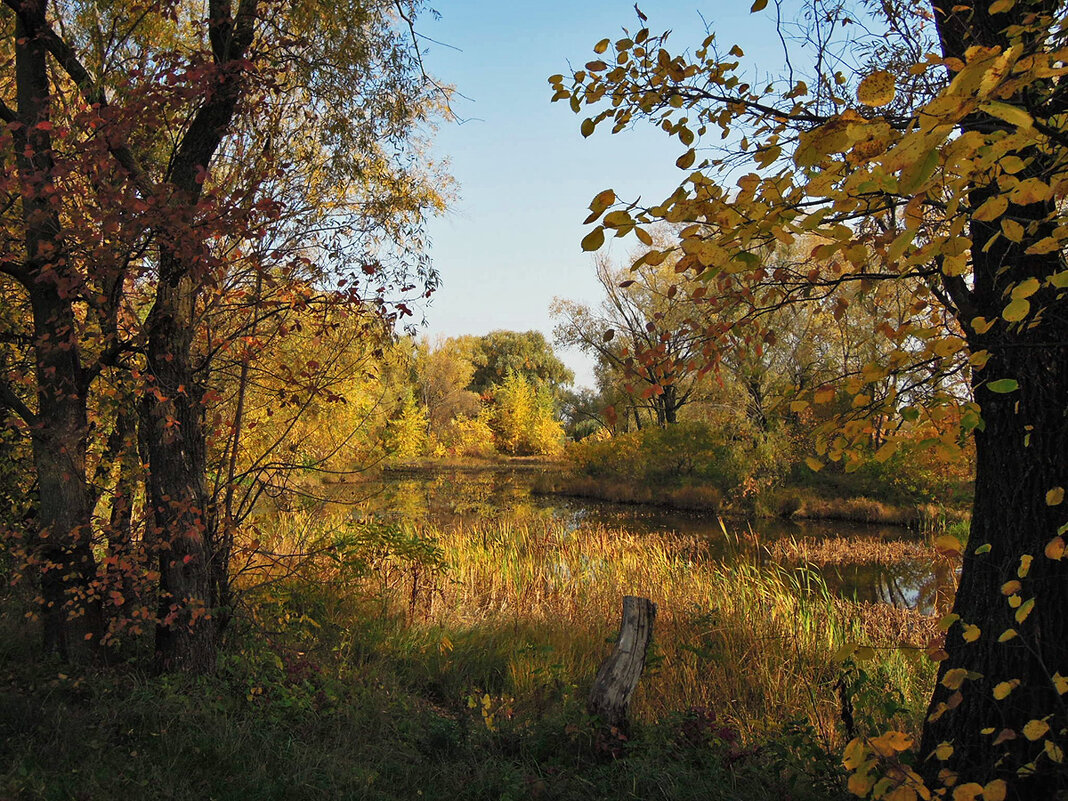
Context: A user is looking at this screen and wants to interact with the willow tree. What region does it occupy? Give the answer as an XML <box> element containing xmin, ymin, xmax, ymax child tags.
<box><xmin>555</xmin><ymin>0</ymin><xmax>1067</xmax><ymax>797</ymax></box>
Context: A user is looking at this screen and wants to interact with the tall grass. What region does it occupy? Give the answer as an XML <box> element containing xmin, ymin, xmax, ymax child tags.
<box><xmin>254</xmin><ymin>509</ymin><xmax>934</xmax><ymax>745</ymax></box>
<box><xmin>2</xmin><ymin>507</ymin><xmax>939</xmax><ymax>801</ymax></box>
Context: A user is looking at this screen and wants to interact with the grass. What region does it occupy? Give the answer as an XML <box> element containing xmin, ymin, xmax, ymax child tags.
<box><xmin>768</xmin><ymin>535</ymin><xmax>940</xmax><ymax>566</ymax></box>
<box><xmin>1</xmin><ymin>511</ymin><xmax>938</xmax><ymax>800</ymax></box>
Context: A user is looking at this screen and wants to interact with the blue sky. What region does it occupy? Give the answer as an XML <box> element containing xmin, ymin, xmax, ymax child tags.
<box><xmin>419</xmin><ymin>2</ymin><xmax>786</xmax><ymax>388</ymax></box>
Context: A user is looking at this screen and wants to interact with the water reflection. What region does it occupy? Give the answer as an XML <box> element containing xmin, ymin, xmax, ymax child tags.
<box><xmin>317</xmin><ymin>466</ymin><xmax>956</xmax><ymax>615</ymax></box>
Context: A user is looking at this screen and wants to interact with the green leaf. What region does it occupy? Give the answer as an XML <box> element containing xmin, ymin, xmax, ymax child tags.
<box><xmin>987</xmin><ymin>379</ymin><xmax>1019</xmax><ymax>393</ymax></box>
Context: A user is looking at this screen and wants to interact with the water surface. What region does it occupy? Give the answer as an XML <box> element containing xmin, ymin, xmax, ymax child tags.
<box><xmin>315</xmin><ymin>466</ymin><xmax>954</xmax><ymax>615</ymax></box>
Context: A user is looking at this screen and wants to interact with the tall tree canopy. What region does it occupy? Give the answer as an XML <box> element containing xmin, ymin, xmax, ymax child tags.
<box><xmin>555</xmin><ymin>0</ymin><xmax>1068</xmax><ymax>796</ymax></box>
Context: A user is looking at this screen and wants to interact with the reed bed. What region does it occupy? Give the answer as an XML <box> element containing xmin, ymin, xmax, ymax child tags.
<box><xmin>329</xmin><ymin>516</ymin><xmax>937</xmax><ymax>744</ymax></box>
<box><xmin>769</xmin><ymin>535</ymin><xmax>939</xmax><ymax>565</ymax></box>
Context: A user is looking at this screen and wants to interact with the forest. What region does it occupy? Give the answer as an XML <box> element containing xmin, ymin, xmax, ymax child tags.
<box><xmin>0</xmin><ymin>0</ymin><xmax>1066</xmax><ymax>799</ymax></box>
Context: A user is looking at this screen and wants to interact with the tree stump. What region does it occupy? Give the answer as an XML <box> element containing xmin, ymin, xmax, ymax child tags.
<box><xmin>587</xmin><ymin>596</ymin><xmax>657</xmax><ymax>730</ymax></box>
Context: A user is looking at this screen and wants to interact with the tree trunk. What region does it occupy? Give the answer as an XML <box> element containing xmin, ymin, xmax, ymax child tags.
<box><xmin>141</xmin><ymin>268</ymin><xmax>218</xmax><ymax>674</ymax></box>
<box><xmin>917</xmin><ymin>2</ymin><xmax>1068</xmax><ymax>795</ymax></box>
<box><xmin>138</xmin><ymin>0</ymin><xmax>257</xmax><ymax>673</ymax></box>
<box><xmin>12</xmin><ymin>1</ymin><xmax>101</xmax><ymax>659</ymax></box>
<box><xmin>588</xmin><ymin>596</ymin><xmax>657</xmax><ymax>731</ymax></box>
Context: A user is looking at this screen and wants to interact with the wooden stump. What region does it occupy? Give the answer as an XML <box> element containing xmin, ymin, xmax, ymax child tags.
<box><xmin>587</xmin><ymin>595</ymin><xmax>657</xmax><ymax>730</ymax></box>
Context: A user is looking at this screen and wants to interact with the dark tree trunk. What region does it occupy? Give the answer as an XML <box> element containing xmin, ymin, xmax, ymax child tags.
<box><xmin>918</xmin><ymin>4</ymin><xmax>1068</xmax><ymax>793</ymax></box>
<box><xmin>661</xmin><ymin>384</ymin><xmax>679</xmax><ymax>425</ymax></box>
<box><xmin>142</xmin><ymin>266</ymin><xmax>219</xmax><ymax>674</ymax></box>
<box><xmin>920</xmin><ymin>321</ymin><xmax>1068</xmax><ymax>797</ymax></box>
<box><xmin>139</xmin><ymin>0</ymin><xmax>257</xmax><ymax>673</ymax></box>
<box><xmin>11</xmin><ymin>0</ymin><xmax>101</xmax><ymax>658</ymax></box>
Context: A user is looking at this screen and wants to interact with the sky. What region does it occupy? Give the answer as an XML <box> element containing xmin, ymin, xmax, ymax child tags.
<box><xmin>418</xmin><ymin>2</ymin><xmax>788</xmax><ymax>388</ymax></box>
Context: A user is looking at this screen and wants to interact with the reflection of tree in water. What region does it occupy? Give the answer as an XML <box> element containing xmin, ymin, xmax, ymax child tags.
<box><xmin>829</xmin><ymin>559</ymin><xmax>957</xmax><ymax>616</ymax></box>
<box><xmin>351</xmin><ymin>469</ymin><xmax>553</xmax><ymax>528</ymax></box>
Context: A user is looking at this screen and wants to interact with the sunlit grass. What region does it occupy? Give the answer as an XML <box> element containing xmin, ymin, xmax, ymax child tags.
<box><xmin>251</xmin><ymin>508</ymin><xmax>936</xmax><ymax>745</ymax></box>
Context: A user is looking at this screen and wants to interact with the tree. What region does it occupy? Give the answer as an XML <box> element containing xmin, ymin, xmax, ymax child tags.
<box><xmin>555</xmin><ymin>0</ymin><xmax>1068</xmax><ymax>796</ymax></box>
<box><xmin>413</xmin><ymin>337</ymin><xmax>482</xmax><ymax>432</ymax></box>
<box><xmin>552</xmin><ymin>253</ymin><xmax>707</xmax><ymax>426</ymax></box>
<box><xmin>463</xmin><ymin>330</ymin><xmax>574</xmax><ymax>396</ymax></box>
<box><xmin>0</xmin><ymin>0</ymin><xmax>446</xmax><ymax>670</ymax></box>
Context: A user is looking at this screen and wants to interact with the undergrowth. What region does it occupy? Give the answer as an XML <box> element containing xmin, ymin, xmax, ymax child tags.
<box><xmin>0</xmin><ymin>512</ymin><xmax>936</xmax><ymax>800</ymax></box>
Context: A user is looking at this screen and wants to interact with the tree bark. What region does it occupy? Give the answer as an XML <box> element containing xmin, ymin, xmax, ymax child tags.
<box><xmin>918</xmin><ymin>4</ymin><xmax>1068</xmax><ymax>794</ymax></box>
<box><xmin>10</xmin><ymin>0</ymin><xmax>101</xmax><ymax>659</ymax></box>
<box><xmin>140</xmin><ymin>0</ymin><xmax>258</xmax><ymax>673</ymax></box>
<box><xmin>588</xmin><ymin>596</ymin><xmax>657</xmax><ymax>731</ymax></box>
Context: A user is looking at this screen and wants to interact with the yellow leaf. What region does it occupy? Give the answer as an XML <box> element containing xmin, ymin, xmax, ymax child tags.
<box><xmin>1053</xmin><ymin>673</ymin><xmax>1068</xmax><ymax>695</ymax></box>
<box><xmin>1009</xmin><ymin>178</ymin><xmax>1052</xmax><ymax>206</ymax></box>
<box><xmin>1045</xmin><ymin>740</ymin><xmax>1064</xmax><ymax>763</ymax></box>
<box><xmin>593</xmin><ymin>38</ymin><xmax>610</xmax><ymax>54</ymax></box>
<box><xmin>871</xmin><ymin>730</ymin><xmax>913</xmax><ymax>756</ymax></box>
<box><xmin>676</xmin><ymin>149</ymin><xmax>696</xmax><ymax>169</ymax></box>
<box><xmin>939</xmin><ymin>613</ymin><xmax>960</xmax><ymax>631</ymax></box>
<box><xmin>981</xmin><ymin>100</ymin><xmax>1033</xmax><ymax>128</ymax></box>
<box><xmin>1015</xmin><ymin>597</ymin><xmax>1034</xmax><ymax>623</ymax></box>
<box><xmin>1023</xmin><ymin>719</ymin><xmax>1050</xmax><ymax>740</ymax></box>
<box><xmin>581</xmin><ymin>227</ymin><xmax>605</xmax><ymax>251</ymax></box>
<box><xmin>603</xmin><ymin>210</ymin><xmax>632</xmax><ymax>228</ymax></box>
<box><xmin>983</xmin><ymin>778</ymin><xmax>1007</xmax><ymax>801</ymax></box>
<box><xmin>581</xmin><ymin>118</ymin><xmax>595</xmax><ymax>138</ymax></box>
<box><xmin>857</xmin><ymin>70</ymin><xmax>896</xmax><ymax>107</ymax></box>
<box><xmin>998</xmin><ymin>628</ymin><xmax>1017</xmax><ymax>642</ymax></box>
<box><xmin>973</xmin><ymin>195</ymin><xmax>1008</xmax><ymax>221</ymax></box>
<box><xmin>1046</xmin><ymin>487</ymin><xmax>1065</xmax><ymax>506</ymax></box>
<box><xmin>1001</xmin><ymin>218</ymin><xmax>1024</xmax><ymax>242</ymax></box>
<box><xmin>843</xmin><ymin>737</ymin><xmax>868</xmax><ymax>770</ymax></box>
<box><xmin>1011</xmin><ymin>277</ymin><xmax>1040</xmax><ymax>300</ymax></box>
<box><xmin>1044</xmin><ymin>536</ymin><xmax>1065</xmax><ymax>560</ymax></box>
<box><xmin>935</xmin><ymin>535</ymin><xmax>963</xmax><ymax>558</ymax></box>
<box><xmin>971</xmin><ymin>316</ymin><xmax>995</xmax><ymax>334</ymax></box>
<box><xmin>805</xmin><ymin>457</ymin><xmax>823</xmax><ymax>472</ymax></box>
<box><xmin>942</xmin><ymin>668</ymin><xmax>968</xmax><ymax>690</ymax></box>
<box><xmin>1001</xmin><ymin>297</ymin><xmax>1029</xmax><ymax>322</ymax></box>
<box><xmin>952</xmin><ymin>782</ymin><xmax>984</xmax><ymax>801</ymax></box>
<box><xmin>1018</xmin><ymin>554</ymin><xmax>1033</xmax><ymax>578</ymax></box>
<box><xmin>962</xmin><ymin>624</ymin><xmax>981</xmax><ymax>643</ymax></box>
<box><xmin>849</xmin><ymin>771</ymin><xmax>876</xmax><ymax>797</ymax></box>
<box><xmin>993</xmin><ymin>680</ymin><xmax>1018</xmax><ymax>700</ymax></box>
<box><xmin>1001</xmin><ymin>580</ymin><xmax>1021</xmax><ymax>595</ymax></box>
<box><xmin>935</xmin><ymin>741</ymin><xmax>955</xmax><ymax>760</ymax></box>
<box><xmin>988</xmin><ymin>0</ymin><xmax>1015</xmax><ymax>13</ymax></box>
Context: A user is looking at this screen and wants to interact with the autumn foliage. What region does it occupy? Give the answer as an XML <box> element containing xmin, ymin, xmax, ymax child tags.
<box><xmin>555</xmin><ymin>0</ymin><xmax>1067</xmax><ymax>795</ymax></box>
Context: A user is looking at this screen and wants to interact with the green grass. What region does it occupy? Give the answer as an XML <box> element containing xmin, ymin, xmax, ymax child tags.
<box><xmin>0</xmin><ymin>512</ymin><xmax>937</xmax><ymax>800</ymax></box>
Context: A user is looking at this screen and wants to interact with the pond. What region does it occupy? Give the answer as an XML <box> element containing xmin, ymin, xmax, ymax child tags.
<box><xmin>313</xmin><ymin>465</ymin><xmax>955</xmax><ymax>616</ymax></box>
